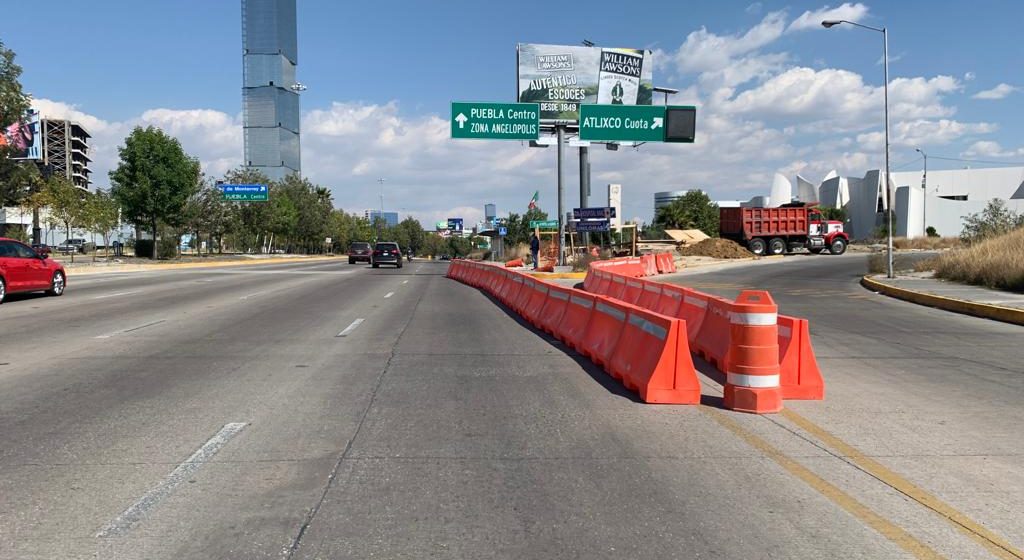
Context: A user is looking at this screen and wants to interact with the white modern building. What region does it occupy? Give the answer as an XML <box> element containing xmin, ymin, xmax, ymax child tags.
<box><xmin>748</xmin><ymin>167</ymin><xmax>1024</xmax><ymax>240</ymax></box>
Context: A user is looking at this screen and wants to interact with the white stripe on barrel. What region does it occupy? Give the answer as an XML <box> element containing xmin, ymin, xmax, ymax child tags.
<box><xmin>727</xmin><ymin>372</ymin><xmax>780</xmax><ymax>388</ymax></box>
<box><xmin>730</xmin><ymin>312</ymin><xmax>777</xmax><ymax>326</ymax></box>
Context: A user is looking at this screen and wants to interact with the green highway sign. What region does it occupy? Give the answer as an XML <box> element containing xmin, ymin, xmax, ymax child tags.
<box><xmin>579</xmin><ymin>105</ymin><xmax>666</xmax><ymax>142</ymax></box>
<box><xmin>451</xmin><ymin>102</ymin><xmax>540</xmax><ymax>140</ymax></box>
<box><xmin>529</xmin><ymin>220</ymin><xmax>559</xmax><ymax>229</ymax></box>
<box><xmin>220</xmin><ymin>183</ymin><xmax>268</xmax><ymax>202</ymax></box>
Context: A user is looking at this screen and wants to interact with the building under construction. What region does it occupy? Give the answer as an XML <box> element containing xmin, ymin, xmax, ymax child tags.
<box><xmin>40</xmin><ymin>118</ymin><xmax>91</xmax><ymax>190</ymax></box>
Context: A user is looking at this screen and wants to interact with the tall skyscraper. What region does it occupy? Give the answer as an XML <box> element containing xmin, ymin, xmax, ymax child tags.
<box><xmin>242</xmin><ymin>0</ymin><xmax>300</xmax><ymax>180</ymax></box>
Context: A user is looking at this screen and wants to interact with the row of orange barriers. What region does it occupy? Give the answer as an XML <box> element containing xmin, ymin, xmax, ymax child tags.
<box><xmin>448</xmin><ymin>260</ymin><xmax>701</xmax><ymax>405</ymax></box>
<box><xmin>584</xmin><ymin>260</ymin><xmax>825</xmax><ymax>409</ymax></box>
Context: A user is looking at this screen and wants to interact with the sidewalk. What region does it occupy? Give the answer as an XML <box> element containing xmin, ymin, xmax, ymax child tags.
<box><xmin>862</xmin><ymin>273</ymin><xmax>1024</xmax><ymax>326</ymax></box>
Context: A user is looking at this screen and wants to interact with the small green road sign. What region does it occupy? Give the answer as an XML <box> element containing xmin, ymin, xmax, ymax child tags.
<box><xmin>451</xmin><ymin>102</ymin><xmax>540</xmax><ymax>140</ymax></box>
<box><xmin>579</xmin><ymin>105</ymin><xmax>667</xmax><ymax>143</ymax></box>
<box><xmin>529</xmin><ymin>220</ymin><xmax>559</xmax><ymax>229</ymax></box>
<box><xmin>220</xmin><ymin>184</ymin><xmax>268</xmax><ymax>202</ymax></box>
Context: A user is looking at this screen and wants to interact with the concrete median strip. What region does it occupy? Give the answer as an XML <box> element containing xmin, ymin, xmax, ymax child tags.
<box><xmin>65</xmin><ymin>255</ymin><xmax>339</xmax><ymax>277</ymax></box>
<box><xmin>861</xmin><ymin>275</ymin><xmax>1024</xmax><ymax>326</ymax></box>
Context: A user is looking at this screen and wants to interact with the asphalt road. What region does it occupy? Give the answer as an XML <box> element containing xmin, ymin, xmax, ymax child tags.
<box><xmin>0</xmin><ymin>256</ymin><xmax>1021</xmax><ymax>559</ymax></box>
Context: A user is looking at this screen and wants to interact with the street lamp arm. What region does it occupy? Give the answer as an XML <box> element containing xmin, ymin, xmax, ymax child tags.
<box><xmin>823</xmin><ymin>19</ymin><xmax>885</xmax><ymax>33</ymax></box>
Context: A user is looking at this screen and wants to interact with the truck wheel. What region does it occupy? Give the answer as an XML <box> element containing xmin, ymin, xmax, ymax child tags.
<box><xmin>747</xmin><ymin>238</ymin><xmax>767</xmax><ymax>256</ymax></box>
<box><xmin>768</xmin><ymin>238</ymin><xmax>786</xmax><ymax>255</ymax></box>
<box><xmin>829</xmin><ymin>238</ymin><xmax>848</xmax><ymax>255</ymax></box>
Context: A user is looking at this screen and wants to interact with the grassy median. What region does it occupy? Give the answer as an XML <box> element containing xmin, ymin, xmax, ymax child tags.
<box><xmin>919</xmin><ymin>227</ymin><xmax>1024</xmax><ymax>292</ymax></box>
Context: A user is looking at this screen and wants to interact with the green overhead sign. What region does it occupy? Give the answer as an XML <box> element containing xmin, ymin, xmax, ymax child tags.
<box><xmin>529</xmin><ymin>220</ymin><xmax>559</xmax><ymax>229</ymax></box>
<box><xmin>579</xmin><ymin>105</ymin><xmax>696</xmax><ymax>143</ymax></box>
<box><xmin>451</xmin><ymin>102</ymin><xmax>540</xmax><ymax>140</ymax></box>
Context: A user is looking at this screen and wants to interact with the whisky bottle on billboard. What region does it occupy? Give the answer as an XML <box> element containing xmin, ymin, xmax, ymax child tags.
<box><xmin>597</xmin><ymin>49</ymin><xmax>644</xmax><ymax>105</ymax></box>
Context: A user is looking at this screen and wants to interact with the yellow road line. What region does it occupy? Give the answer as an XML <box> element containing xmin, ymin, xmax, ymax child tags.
<box><xmin>781</xmin><ymin>409</ymin><xmax>1024</xmax><ymax>560</ymax></box>
<box><xmin>702</xmin><ymin>407</ymin><xmax>945</xmax><ymax>559</ymax></box>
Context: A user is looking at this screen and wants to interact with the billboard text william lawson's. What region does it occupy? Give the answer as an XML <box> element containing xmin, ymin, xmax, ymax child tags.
<box><xmin>517</xmin><ymin>43</ymin><xmax>654</xmax><ymax>122</ymax></box>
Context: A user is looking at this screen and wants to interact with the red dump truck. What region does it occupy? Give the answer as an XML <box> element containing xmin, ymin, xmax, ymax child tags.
<box><xmin>719</xmin><ymin>205</ymin><xmax>849</xmax><ymax>256</ymax></box>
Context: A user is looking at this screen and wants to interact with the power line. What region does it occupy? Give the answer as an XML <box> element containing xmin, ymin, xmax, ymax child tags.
<box><xmin>928</xmin><ymin>155</ymin><xmax>1024</xmax><ymax>166</ymax></box>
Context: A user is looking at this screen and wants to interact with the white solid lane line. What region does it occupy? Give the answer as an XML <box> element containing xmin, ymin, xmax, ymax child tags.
<box><xmin>336</xmin><ymin>318</ymin><xmax>365</xmax><ymax>337</ymax></box>
<box><xmin>384</xmin><ymin>292</ymin><xmax>395</xmax><ymax>299</ymax></box>
<box><xmin>96</xmin><ymin>422</ymin><xmax>247</xmax><ymax>538</ymax></box>
<box><xmin>92</xmin><ymin>291</ymin><xmax>140</xmax><ymax>300</ymax></box>
<box><xmin>402</xmin><ymin>280</ymin><xmax>409</xmax><ymax>284</ymax></box>
<box><xmin>239</xmin><ymin>291</ymin><xmax>266</xmax><ymax>300</ymax></box>
<box><xmin>94</xmin><ymin>320</ymin><xmax>166</xmax><ymax>339</ymax></box>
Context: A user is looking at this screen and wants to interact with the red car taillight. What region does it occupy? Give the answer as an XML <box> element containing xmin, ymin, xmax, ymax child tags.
<box><xmin>373</xmin><ymin>250</ymin><xmax>383</xmax><ymax>256</ymax></box>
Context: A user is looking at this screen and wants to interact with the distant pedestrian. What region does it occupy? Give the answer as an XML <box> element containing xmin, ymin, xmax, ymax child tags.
<box><xmin>530</xmin><ymin>232</ymin><xmax>540</xmax><ymax>270</ymax></box>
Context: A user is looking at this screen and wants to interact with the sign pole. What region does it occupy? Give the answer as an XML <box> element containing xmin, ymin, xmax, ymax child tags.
<box><xmin>578</xmin><ymin>145</ymin><xmax>590</xmax><ymax>250</ymax></box>
<box><xmin>556</xmin><ymin>125</ymin><xmax>566</xmax><ymax>266</ymax></box>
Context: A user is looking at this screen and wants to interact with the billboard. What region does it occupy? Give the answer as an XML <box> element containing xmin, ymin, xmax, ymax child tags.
<box><xmin>0</xmin><ymin>110</ymin><xmax>42</xmax><ymax>160</ymax></box>
<box><xmin>517</xmin><ymin>43</ymin><xmax>654</xmax><ymax>123</ymax></box>
<box><xmin>447</xmin><ymin>218</ymin><xmax>464</xmax><ymax>232</ymax></box>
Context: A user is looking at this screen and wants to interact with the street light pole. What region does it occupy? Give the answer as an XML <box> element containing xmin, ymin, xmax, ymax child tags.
<box><xmin>823</xmin><ymin>19</ymin><xmax>893</xmax><ymax>278</ymax></box>
<box><xmin>377</xmin><ymin>177</ymin><xmax>385</xmax><ymax>242</ymax></box>
<box><xmin>916</xmin><ymin>148</ymin><xmax>927</xmax><ymax>236</ymax></box>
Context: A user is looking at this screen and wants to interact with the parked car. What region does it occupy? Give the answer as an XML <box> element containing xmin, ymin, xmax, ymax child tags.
<box><xmin>56</xmin><ymin>238</ymin><xmax>96</xmax><ymax>254</ymax></box>
<box><xmin>0</xmin><ymin>237</ymin><xmax>66</xmax><ymax>304</ymax></box>
<box><xmin>371</xmin><ymin>242</ymin><xmax>403</xmax><ymax>268</ymax></box>
<box><xmin>439</xmin><ymin>254</ymin><xmax>451</xmax><ymax>261</ymax></box>
<box><xmin>348</xmin><ymin>241</ymin><xmax>372</xmax><ymax>264</ymax></box>
<box><xmin>31</xmin><ymin>243</ymin><xmax>51</xmax><ymax>257</ymax></box>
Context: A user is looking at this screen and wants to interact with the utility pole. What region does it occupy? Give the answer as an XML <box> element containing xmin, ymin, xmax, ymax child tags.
<box><xmin>377</xmin><ymin>177</ymin><xmax>385</xmax><ymax>242</ymax></box>
<box><xmin>578</xmin><ymin>144</ymin><xmax>590</xmax><ymax>249</ymax></box>
<box><xmin>916</xmin><ymin>148</ymin><xmax>927</xmax><ymax>236</ymax></box>
<box><xmin>556</xmin><ymin>125</ymin><xmax>566</xmax><ymax>266</ymax></box>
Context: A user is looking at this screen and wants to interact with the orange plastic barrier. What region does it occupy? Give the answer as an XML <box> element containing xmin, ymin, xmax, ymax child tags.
<box><xmin>621</xmin><ymin>278</ymin><xmax>645</xmax><ymax>305</ymax></box>
<box><xmin>677</xmin><ymin>289</ymin><xmax>710</xmax><ymax>346</ymax></box>
<box><xmin>637</xmin><ymin>281</ymin><xmax>663</xmax><ymax>310</ymax></box>
<box><xmin>537</xmin><ymin>284</ymin><xmax>571</xmax><ymax>335</ymax></box>
<box><xmin>522</xmin><ymin>281</ymin><xmax>550</xmax><ymax>327</ymax></box>
<box><xmin>465</xmin><ymin>263</ymin><xmax>481</xmax><ymax>287</ymax></box>
<box><xmin>655</xmin><ymin>253</ymin><xmax>677</xmax><ymax>274</ymax></box>
<box><xmin>505</xmin><ymin>273</ymin><xmax>525</xmax><ymax>307</ymax></box>
<box><xmin>579</xmin><ymin>297</ymin><xmax>630</xmax><ymax>368</ymax></box>
<box><xmin>513</xmin><ymin>276</ymin><xmax>535</xmax><ymax>314</ymax></box>
<box><xmin>723</xmin><ymin>291</ymin><xmax>782</xmax><ymax>414</ymax></box>
<box><xmin>592</xmin><ymin>270</ymin><xmax>613</xmax><ymax>296</ymax></box>
<box><xmin>494</xmin><ymin>269</ymin><xmax>512</xmax><ymax>302</ymax></box>
<box><xmin>606</xmin><ymin>274</ymin><xmax>628</xmax><ymax>300</ymax></box>
<box><xmin>505</xmin><ymin>258</ymin><xmax>524</xmax><ymax>268</ymax></box>
<box><xmin>640</xmin><ymin>254</ymin><xmax>658</xmax><ymax>277</ymax></box>
<box><xmin>777</xmin><ymin>315</ymin><xmax>825</xmax><ymax>400</ymax></box>
<box><xmin>557</xmin><ymin>290</ymin><xmax>596</xmax><ymax>350</ymax></box>
<box><xmin>692</xmin><ymin>294</ymin><xmax>734</xmax><ymax>372</ymax></box>
<box><xmin>608</xmin><ymin>307</ymin><xmax>701</xmax><ymax>404</ymax></box>
<box><xmin>653</xmin><ymin>284</ymin><xmax>685</xmax><ymax>317</ymax></box>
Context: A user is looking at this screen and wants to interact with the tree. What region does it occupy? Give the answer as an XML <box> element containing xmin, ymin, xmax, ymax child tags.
<box><xmin>0</xmin><ymin>40</ymin><xmax>35</xmax><ymax>207</ymax></box>
<box><xmin>83</xmin><ymin>189</ymin><xmax>120</xmax><ymax>261</ymax></box>
<box><xmin>654</xmin><ymin>191</ymin><xmax>719</xmax><ymax>236</ymax></box>
<box><xmin>109</xmin><ymin>126</ymin><xmax>201</xmax><ymax>259</ymax></box>
<box><xmin>961</xmin><ymin>199</ymin><xmax>1023</xmax><ymax>243</ymax></box>
<box><xmin>42</xmin><ymin>176</ymin><xmax>85</xmax><ymax>243</ymax></box>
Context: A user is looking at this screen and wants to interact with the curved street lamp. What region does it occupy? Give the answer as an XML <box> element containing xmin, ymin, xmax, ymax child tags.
<box><xmin>823</xmin><ymin>19</ymin><xmax>893</xmax><ymax>278</ymax></box>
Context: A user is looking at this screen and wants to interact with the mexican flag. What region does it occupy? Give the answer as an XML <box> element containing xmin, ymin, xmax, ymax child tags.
<box><xmin>527</xmin><ymin>191</ymin><xmax>539</xmax><ymax>210</ymax></box>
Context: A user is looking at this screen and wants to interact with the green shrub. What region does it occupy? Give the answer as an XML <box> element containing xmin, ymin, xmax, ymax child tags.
<box><xmin>926</xmin><ymin>226</ymin><xmax>939</xmax><ymax>238</ymax></box>
<box><xmin>133</xmin><ymin>239</ymin><xmax>154</xmax><ymax>258</ymax></box>
<box><xmin>158</xmin><ymin>236</ymin><xmax>179</xmax><ymax>259</ymax></box>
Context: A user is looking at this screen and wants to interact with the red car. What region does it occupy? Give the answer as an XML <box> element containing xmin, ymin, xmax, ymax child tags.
<box><xmin>0</xmin><ymin>237</ymin><xmax>67</xmax><ymax>304</ymax></box>
<box><xmin>348</xmin><ymin>241</ymin><xmax>372</xmax><ymax>264</ymax></box>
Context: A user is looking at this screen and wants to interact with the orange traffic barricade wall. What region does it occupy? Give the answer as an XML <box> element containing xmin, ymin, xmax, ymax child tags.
<box><xmin>505</xmin><ymin>273</ymin><xmax>525</xmax><ymax>307</ymax></box>
<box><xmin>654</xmin><ymin>284</ymin><xmax>685</xmax><ymax>317</ymax></box>
<box><xmin>606</xmin><ymin>274</ymin><xmax>628</xmax><ymax>300</ymax></box>
<box><xmin>557</xmin><ymin>290</ymin><xmax>596</xmax><ymax>351</ymax></box>
<box><xmin>678</xmin><ymin>289</ymin><xmax>710</xmax><ymax>346</ymax></box>
<box><xmin>593</xmin><ymin>270</ymin><xmax>613</xmax><ymax>296</ymax></box>
<box><xmin>724</xmin><ymin>291</ymin><xmax>782</xmax><ymax>414</ymax></box>
<box><xmin>538</xmin><ymin>284</ymin><xmax>571</xmax><ymax>335</ymax></box>
<box><xmin>637</xmin><ymin>281</ymin><xmax>663</xmax><ymax>310</ymax></box>
<box><xmin>522</xmin><ymin>281</ymin><xmax>550</xmax><ymax>327</ymax></box>
<box><xmin>621</xmin><ymin>278</ymin><xmax>645</xmax><ymax>305</ymax></box>
<box><xmin>692</xmin><ymin>295</ymin><xmax>734</xmax><ymax>372</ymax></box>
<box><xmin>777</xmin><ymin>314</ymin><xmax>825</xmax><ymax>400</ymax></box>
<box><xmin>640</xmin><ymin>254</ymin><xmax>658</xmax><ymax>277</ymax></box>
<box><xmin>579</xmin><ymin>297</ymin><xmax>630</xmax><ymax>368</ymax></box>
<box><xmin>608</xmin><ymin>307</ymin><xmax>701</xmax><ymax>404</ymax></box>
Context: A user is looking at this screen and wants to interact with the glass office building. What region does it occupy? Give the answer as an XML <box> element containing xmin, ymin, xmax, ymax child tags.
<box><xmin>242</xmin><ymin>0</ymin><xmax>300</xmax><ymax>180</ymax></box>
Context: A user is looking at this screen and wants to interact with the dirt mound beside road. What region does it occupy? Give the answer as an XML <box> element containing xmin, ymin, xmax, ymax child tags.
<box><xmin>677</xmin><ymin>238</ymin><xmax>753</xmax><ymax>259</ymax></box>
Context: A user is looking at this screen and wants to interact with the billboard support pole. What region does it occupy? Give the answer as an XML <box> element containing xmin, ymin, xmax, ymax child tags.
<box><xmin>556</xmin><ymin>125</ymin><xmax>566</xmax><ymax>267</ymax></box>
<box><xmin>578</xmin><ymin>145</ymin><xmax>590</xmax><ymax>250</ymax></box>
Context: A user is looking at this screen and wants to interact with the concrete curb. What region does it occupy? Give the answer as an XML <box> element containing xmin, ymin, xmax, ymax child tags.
<box><xmin>861</xmin><ymin>275</ymin><xmax>1024</xmax><ymax>326</ymax></box>
<box><xmin>64</xmin><ymin>255</ymin><xmax>339</xmax><ymax>277</ymax></box>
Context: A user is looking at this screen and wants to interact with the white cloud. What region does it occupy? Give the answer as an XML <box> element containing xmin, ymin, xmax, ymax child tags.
<box><xmin>788</xmin><ymin>3</ymin><xmax>870</xmax><ymax>32</ymax></box>
<box><xmin>855</xmin><ymin>119</ymin><xmax>997</xmax><ymax>150</ymax></box>
<box><xmin>659</xmin><ymin>11</ymin><xmax>788</xmax><ymax>77</ymax></box>
<box><xmin>963</xmin><ymin>71</ymin><xmax>976</xmax><ymax>82</ymax></box>
<box><xmin>746</xmin><ymin>2</ymin><xmax>763</xmax><ymax>15</ymax></box>
<box><xmin>972</xmin><ymin>83</ymin><xmax>1018</xmax><ymax>100</ymax></box>
<box><xmin>961</xmin><ymin>141</ymin><xmax>1024</xmax><ymax>158</ymax></box>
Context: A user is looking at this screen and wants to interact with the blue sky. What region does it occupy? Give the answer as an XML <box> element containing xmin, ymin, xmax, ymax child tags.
<box><xmin>5</xmin><ymin>1</ymin><xmax>1023</xmax><ymax>225</ymax></box>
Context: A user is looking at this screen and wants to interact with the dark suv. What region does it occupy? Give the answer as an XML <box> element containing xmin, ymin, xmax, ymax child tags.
<box><xmin>371</xmin><ymin>242</ymin><xmax>403</xmax><ymax>268</ymax></box>
<box><xmin>348</xmin><ymin>242</ymin><xmax>372</xmax><ymax>264</ymax></box>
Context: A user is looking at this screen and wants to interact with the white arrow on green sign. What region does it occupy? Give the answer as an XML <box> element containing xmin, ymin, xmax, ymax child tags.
<box><xmin>579</xmin><ymin>105</ymin><xmax>667</xmax><ymax>142</ymax></box>
<box><xmin>451</xmin><ymin>102</ymin><xmax>540</xmax><ymax>140</ymax></box>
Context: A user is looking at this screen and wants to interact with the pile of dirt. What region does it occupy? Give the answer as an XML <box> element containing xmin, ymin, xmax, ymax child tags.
<box><xmin>677</xmin><ymin>238</ymin><xmax>753</xmax><ymax>259</ymax></box>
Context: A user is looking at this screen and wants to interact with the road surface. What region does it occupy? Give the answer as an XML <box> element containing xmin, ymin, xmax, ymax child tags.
<box><xmin>0</xmin><ymin>256</ymin><xmax>1020</xmax><ymax>559</ymax></box>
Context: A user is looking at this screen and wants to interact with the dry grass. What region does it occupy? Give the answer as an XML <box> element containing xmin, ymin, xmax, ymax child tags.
<box><xmin>866</xmin><ymin>252</ymin><xmax>927</xmax><ymax>274</ymax></box>
<box><xmin>892</xmin><ymin>237</ymin><xmax>962</xmax><ymax>250</ymax></box>
<box><xmin>923</xmin><ymin>227</ymin><xmax>1024</xmax><ymax>292</ymax></box>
